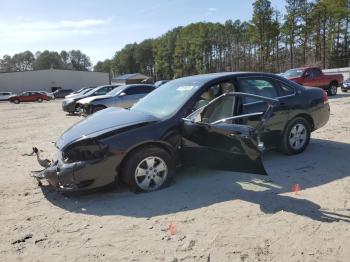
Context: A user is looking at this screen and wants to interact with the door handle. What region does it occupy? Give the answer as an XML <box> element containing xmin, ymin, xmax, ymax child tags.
<box><xmin>230</xmin><ymin>131</ymin><xmax>242</xmax><ymax>136</ymax></box>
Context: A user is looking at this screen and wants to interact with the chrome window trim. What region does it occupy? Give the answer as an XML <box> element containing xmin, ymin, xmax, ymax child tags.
<box><xmin>236</xmin><ymin>76</ymin><xmax>296</xmax><ymax>105</ymax></box>
<box><xmin>210</xmin><ymin>112</ymin><xmax>264</xmax><ymax>125</ymax></box>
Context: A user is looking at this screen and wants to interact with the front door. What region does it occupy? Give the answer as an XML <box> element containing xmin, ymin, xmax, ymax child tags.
<box><xmin>181</xmin><ymin>93</ymin><xmax>278</xmax><ymax>176</ymax></box>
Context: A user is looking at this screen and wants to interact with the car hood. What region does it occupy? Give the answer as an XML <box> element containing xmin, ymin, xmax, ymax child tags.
<box><xmin>63</xmin><ymin>93</ymin><xmax>89</xmax><ymax>103</ymax></box>
<box><xmin>77</xmin><ymin>95</ymin><xmax>111</xmax><ymax>104</ymax></box>
<box><xmin>56</xmin><ymin>107</ymin><xmax>159</xmax><ymax>149</ymax></box>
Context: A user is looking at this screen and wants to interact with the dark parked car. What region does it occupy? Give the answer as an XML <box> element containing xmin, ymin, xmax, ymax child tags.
<box><xmin>65</xmin><ymin>87</ymin><xmax>95</xmax><ymax>98</ymax></box>
<box><xmin>10</xmin><ymin>92</ymin><xmax>50</xmax><ymax>104</ymax></box>
<box><xmin>341</xmin><ymin>78</ymin><xmax>350</xmax><ymax>92</ymax></box>
<box><xmin>34</xmin><ymin>72</ymin><xmax>330</xmax><ymax>192</ymax></box>
<box><xmin>62</xmin><ymin>85</ymin><xmax>120</xmax><ymax>114</ymax></box>
<box><xmin>76</xmin><ymin>84</ymin><xmax>155</xmax><ymax>115</ymax></box>
<box><xmin>53</xmin><ymin>89</ymin><xmax>74</xmax><ymax>99</ymax></box>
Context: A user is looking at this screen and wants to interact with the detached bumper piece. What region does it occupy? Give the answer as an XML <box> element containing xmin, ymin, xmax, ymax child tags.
<box><xmin>32</xmin><ymin>160</ymin><xmax>94</xmax><ymax>191</ymax></box>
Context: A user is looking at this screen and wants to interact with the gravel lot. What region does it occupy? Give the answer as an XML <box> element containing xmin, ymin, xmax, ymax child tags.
<box><xmin>0</xmin><ymin>95</ymin><xmax>349</xmax><ymax>262</ymax></box>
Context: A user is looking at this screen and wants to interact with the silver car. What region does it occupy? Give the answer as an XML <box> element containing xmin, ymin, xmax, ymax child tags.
<box><xmin>77</xmin><ymin>84</ymin><xmax>155</xmax><ymax>115</ymax></box>
<box><xmin>0</xmin><ymin>92</ymin><xmax>15</xmax><ymax>101</ymax></box>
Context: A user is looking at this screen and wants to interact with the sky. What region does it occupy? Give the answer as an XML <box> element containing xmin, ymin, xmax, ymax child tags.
<box><xmin>0</xmin><ymin>0</ymin><xmax>286</xmax><ymax>65</ymax></box>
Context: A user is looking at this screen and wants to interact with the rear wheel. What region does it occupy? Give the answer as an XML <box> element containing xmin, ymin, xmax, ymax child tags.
<box><xmin>328</xmin><ymin>83</ymin><xmax>338</xmax><ymax>96</ymax></box>
<box><xmin>121</xmin><ymin>146</ymin><xmax>174</xmax><ymax>192</ymax></box>
<box><xmin>281</xmin><ymin>117</ymin><xmax>311</xmax><ymax>155</ymax></box>
<box><xmin>37</xmin><ymin>98</ymin><xmax>43</xmax><ymax>103</ymax></box>
<box><xmin>13</xmin><ymin>99</ymin><xmax>20</xmax><ymax>104</ymax></box>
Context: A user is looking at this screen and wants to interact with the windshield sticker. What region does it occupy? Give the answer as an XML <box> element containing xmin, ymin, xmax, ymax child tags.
<box><xmin>176</xmin><ymin>85</ymin><xmax>196</xmax><ymax>91</ymax></box>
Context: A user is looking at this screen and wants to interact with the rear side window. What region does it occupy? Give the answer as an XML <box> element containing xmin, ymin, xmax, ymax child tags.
<box><xmin>125</xmin><ymin>86</ymin><xmax>154</xmax><ymax>95</ymax></box>
<box><xmin>94</xmin><ymin>87</ymin><xmax>108</xmax><ymax>95</ymax></box>
<box><xmin>237</xmin><ymin>77</ymin><xmax>278</xmax><ymax>103</ymax></box>
<box><xmin>279</xmin><ymin>83</ymin><xmax>294</xmax><ymax>96</ymax></box>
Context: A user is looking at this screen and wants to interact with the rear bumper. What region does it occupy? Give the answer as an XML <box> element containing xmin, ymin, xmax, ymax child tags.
<box><xmin>312</xmin><ymin>103</ymin><xmax>330</xmax><ymax>130</ymax></box>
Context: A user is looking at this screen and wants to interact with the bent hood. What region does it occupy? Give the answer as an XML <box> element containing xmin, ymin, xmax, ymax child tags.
<box><xmin>56</xmin><ymin>107</ymin><xmax>159</xmax><ymax>149</ymax></box>
<box><xmin>77</xmin><ymin>95</ymin><xmax>111</xmax><ymax>105</ymax></box>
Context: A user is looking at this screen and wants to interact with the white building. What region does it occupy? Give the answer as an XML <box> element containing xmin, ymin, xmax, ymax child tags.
<box><xmin>0</xmin><ymin>69</ymin><xmax>109</xmax><ymax>93</ymax></box>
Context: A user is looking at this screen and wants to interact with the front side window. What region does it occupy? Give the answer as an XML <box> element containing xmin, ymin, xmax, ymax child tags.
<box><xmin>311</xmin><ymin>68</ymin><xmax>322</xmax><ymax>77</ymax></box>
<box><xmin>94</xmin><ymin>87</ymin><xmax>108</xmax><ymax>95</ymax></box>
<box><xmin>192</xmin><ymin>82</ymin><xmax>235</xmax><ymax>111</ymax></box>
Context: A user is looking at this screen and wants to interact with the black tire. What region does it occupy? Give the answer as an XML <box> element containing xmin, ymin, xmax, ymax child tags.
<box><xmin>342</xmin><ymin>89</ymin><xmax>348</xmax><ymax>93</ymax></box>
<box><xmin>280</xmin><ymin>117</ymin><xmax>311</xmax><ymax>155</ymax></box>
<box><xmin>13</xmin><ymin>99</ymin><xmax>20</xmax><ymax>104</ymax></box>
<box><xmin>327</xmin><ymin>82</ymin><xmax>338</xmax><ymax>96</ymax></box>
<box><xmin>37</xmin><ymin>98</ymin><xmax>43</xmax><ymax>103</ymax></box>
<box><xmin>121</xmin><ymin>146</ymin><xmax>175</xmax><ymax>192</ymax></box>
<box><xmin>93</xmin><ymin>105</ymin><xmax>106</xmax><ymax>113</ymax></box>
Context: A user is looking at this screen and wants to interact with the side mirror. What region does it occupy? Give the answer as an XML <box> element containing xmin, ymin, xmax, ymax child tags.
<box><xmin>119</xmin><ymin>92</ymin><xmax>126</xmax><ymax>97</ymax></box>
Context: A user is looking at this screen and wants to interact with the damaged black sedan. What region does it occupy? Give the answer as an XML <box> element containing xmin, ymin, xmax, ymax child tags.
<box><xmin>33</xmin><ymin>73</ymin><xmax>330</xmax><ymax>192</ymax></box>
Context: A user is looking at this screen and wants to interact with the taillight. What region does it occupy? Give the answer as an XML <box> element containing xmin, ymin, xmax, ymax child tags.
<box><xmin>323</xmin><ymin>91</ymin><xmax>328</xmax><ymax>104</ymax></box>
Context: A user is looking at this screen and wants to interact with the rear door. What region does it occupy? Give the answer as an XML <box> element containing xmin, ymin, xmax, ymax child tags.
<box><xmin>236</xmin><ymin>77</ymin><xmax>291</xmax><ymax>147</ymax></box>
<box><xmin>181</xmin><ymin>93</ymin><xmax>278</xmax><ymax>175</ymax></box>
<box><xmin>21</xmin><ymin>92</ymin><xmax>31</xmax><ymax>102</ymax></box>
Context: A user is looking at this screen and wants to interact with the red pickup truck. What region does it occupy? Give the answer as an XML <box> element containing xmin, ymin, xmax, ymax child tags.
<box><xmin>283</xmin><ymin>67</ymin><xmax>343</xmax><ymax>96</ymax></box>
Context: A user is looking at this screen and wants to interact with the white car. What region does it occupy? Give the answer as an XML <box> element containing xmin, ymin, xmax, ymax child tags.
<box><xmin>0</xmin><ymin>92</ymin><xmax>15</xmax><ymax>101</ymax></box>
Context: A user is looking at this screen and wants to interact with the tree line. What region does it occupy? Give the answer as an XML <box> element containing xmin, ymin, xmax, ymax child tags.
<box><xmin>0</xmin><ymin>50</ymin><xmax>91</xmax><ymax>72</ymax></box>
<box><xmin>94</xmin><ymin>0</ymin><xmax>350</xmax><ymax>80</ymax></box>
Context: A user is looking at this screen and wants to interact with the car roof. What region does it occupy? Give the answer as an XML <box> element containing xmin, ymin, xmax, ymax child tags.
<box><xmin>176</xmin><ymin>72</ymin><xmax>284</xmax><ymax>82</ymax></box>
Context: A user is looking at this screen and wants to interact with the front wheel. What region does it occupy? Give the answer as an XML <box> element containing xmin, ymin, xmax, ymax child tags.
<box><xmin>37</xmin><ymin>98</ymin><xmax>43</xmax><ymax>103</ymax></box>
<box><xmin>121</xmin><ymin>146</ymin><xmax>175</xmax><ymax>192</ymax></box>
<box><xmin>328</xmin><ymin>83</ymin><xmax>338</xmax><ymax>96</ymax></box>
<box><xmin>93</xmin><ymin>105</ymin><xmax>106</xmax><ymax>113</ymax></box>
<box><xmin>280</xmin><ymin>117</ymin><xmax>311</xmax><ymax>155</ymax></box>
<box><xmin>13</xmin><ymin>99</ymin><xmax>20</xmax><ymax>104</ymax></box>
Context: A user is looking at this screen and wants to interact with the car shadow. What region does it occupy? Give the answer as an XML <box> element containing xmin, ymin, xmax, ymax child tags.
<box><xmin>329</xmin><ymin>93</ymin><xmax>350</xmax><ymax>99</ymax></box>
<box><xmin>42</xmin><ymin>138</ymin><xmax>350</xmax><ymax>222</ymax></box>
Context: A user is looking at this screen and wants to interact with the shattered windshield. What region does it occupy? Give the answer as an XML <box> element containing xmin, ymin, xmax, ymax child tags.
<box><xmin>131</xmin><ymin>78</ymin><xmax>203</xmax><ymax>118</ymax></box>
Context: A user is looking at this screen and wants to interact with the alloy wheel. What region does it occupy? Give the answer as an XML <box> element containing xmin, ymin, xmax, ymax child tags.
<box><xmin>288</xmin><ymin>123</ymin><xmax>307</xmax><ymax>150</ymax></box>
<box><xmin>134</xmin><ymin>156</ymin><xmax>168</xmax><ymax>192</ymax></box>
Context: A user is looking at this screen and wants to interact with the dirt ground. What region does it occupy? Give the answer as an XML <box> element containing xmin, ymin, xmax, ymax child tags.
<box><xmin>0</xmin><ymin>94</ymin><xmax>349</xmax><ymax>262</ymax></box>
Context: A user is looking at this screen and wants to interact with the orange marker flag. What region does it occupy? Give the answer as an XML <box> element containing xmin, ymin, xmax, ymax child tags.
<box><xmin>168</xmin><ymin>222</ymin><xmax>177</xmax><ymax>235</ymax></box>
<box><xmin>292</xmin><ymin>184</ymin><xmax>301</xmax><ymax>195</ymax></box>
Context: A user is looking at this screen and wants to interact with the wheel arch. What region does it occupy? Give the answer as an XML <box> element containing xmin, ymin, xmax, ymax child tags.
<box><xmin>116</xmin><ymin>140</ymin><xmax>176</xmax><ymax>174</ymax></box>
<box><xmin>289</xmin><ymin>113</ymin><xmax>315</xmax><ymax>131</ymax></box>
<box><xmin>330</xmin><ymin>80</ymin><xmax>339</xmax><ymax>87</ymax></box>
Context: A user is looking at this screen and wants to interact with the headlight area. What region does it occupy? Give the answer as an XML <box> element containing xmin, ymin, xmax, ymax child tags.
<box><xmin>48</xmin><ymin>140</ymin><xmax>110</xmax><ymax>190</ymax></box>
<box><xmin>63</xmin><ymin>139</ymin><xmax>109</xmax><ymax>163</ymax></box>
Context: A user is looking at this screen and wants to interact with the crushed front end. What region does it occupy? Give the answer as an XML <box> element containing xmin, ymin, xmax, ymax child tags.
<box><xmin>33</xmin><ymin>139</ymin><xmax>119</xmax><ymax>191</ymax></box>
